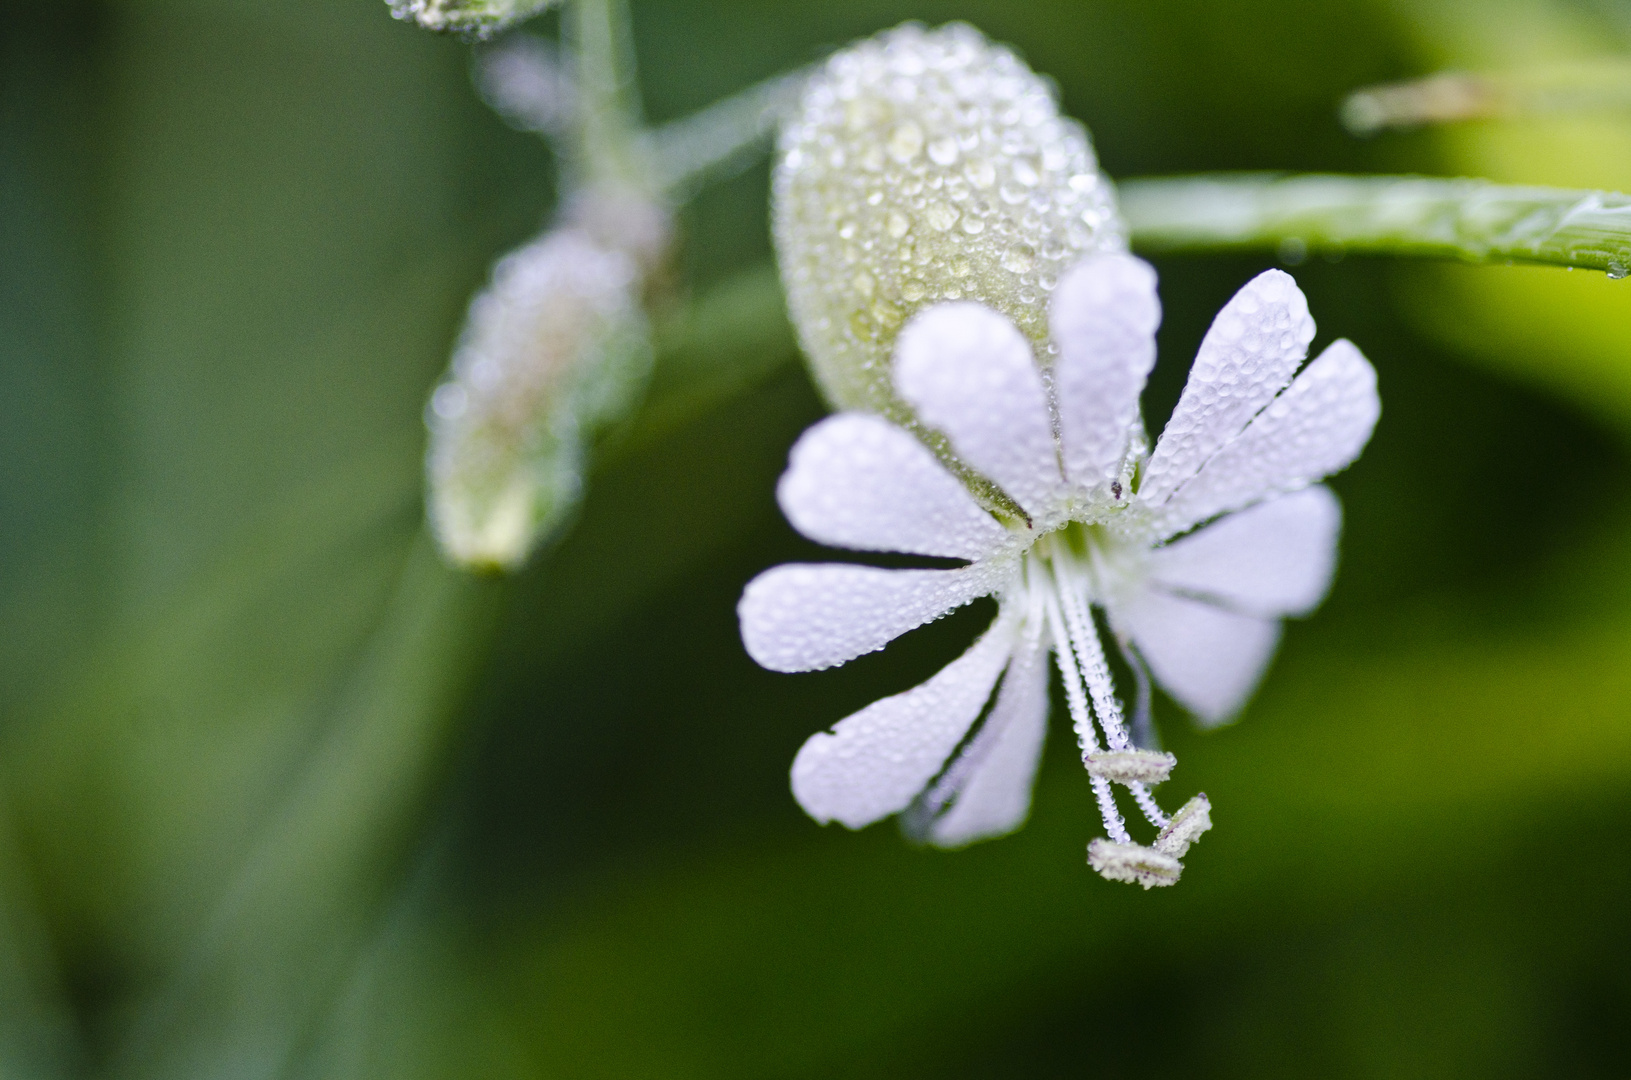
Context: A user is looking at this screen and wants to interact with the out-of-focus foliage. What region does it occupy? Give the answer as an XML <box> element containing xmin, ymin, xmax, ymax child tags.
<box><xmin>1</xmin><ymin>0</ymin><xmax>1629</xmax><ymax>1077</ymax></box>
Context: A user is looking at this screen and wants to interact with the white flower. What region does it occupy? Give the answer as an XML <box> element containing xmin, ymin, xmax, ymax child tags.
<box><xmin>738</xmin><ymin>252</ymin><xmax>1380</xmax><ymax>886</ymax></box>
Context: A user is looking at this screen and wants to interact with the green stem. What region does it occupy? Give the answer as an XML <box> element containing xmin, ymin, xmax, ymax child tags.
<box><xmin>1121</xmin><ymin>173</ymin><xmax>1631</xmax><ymax>276</ymax></box>
<box><xmin>644</xmin><ymin>68</ymin><xmax>807</xmax><ymax>196</ymax></box>
<box><xmin>1342</xmin><ymin>61</ymin><xmax>1631</xmax><ymax>135</ymax></box>
<box><xmin>569</xmin><ymin>0</ymin><xmax>646</xmax><ymax>191</ymax></box>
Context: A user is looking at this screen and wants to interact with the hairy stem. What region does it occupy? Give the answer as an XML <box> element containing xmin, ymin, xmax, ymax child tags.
<box><xmin>1122</xmin><ymin>173</ymin><xmax>1631</xmax><ymax>276</ymax></box>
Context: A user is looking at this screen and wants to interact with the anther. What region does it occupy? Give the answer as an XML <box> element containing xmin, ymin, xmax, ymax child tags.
<box><xmin>1084</xmin><ymin>749</ymin><xmax>1176</xmax><ymax>785</ymax></box>
<box><xmin>1087</xmin><ymin>839</ymin><xmax>1182</xmax><ymax>889</ymax></box>
<box><xmin>1153</xmin><ymin>793</ymin><xmax>1212</xmax><ymax>858</ymax></box>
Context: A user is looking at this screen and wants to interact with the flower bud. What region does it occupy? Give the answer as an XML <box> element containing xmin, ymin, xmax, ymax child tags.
<box><xmin>773</xmin><ymin>22</ymin><xmax>1126</xmax><ymax>415</ymax></box>
<box><xmin>387</xmin><ymin>0</ymin><xmax>557</xmax><ymax>38</ymax></box>
<box><xmin>425</xmin><ymin>203</ymin><xmax>666</xmax><ymax>570</ymax></box>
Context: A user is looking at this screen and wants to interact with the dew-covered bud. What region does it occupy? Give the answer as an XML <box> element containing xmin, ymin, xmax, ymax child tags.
<box><xmin>1153</xmin><ymin>793</ymin><xmax>1212</xmax><ymax>859</ymax></box>
<box><xmin>773</xmin><ymin>22</ymin><xmax>1126</xmax><ymax>416</ymax></box>
<box><xmin>1087</xmin><ymin>839</ymin><xmax>1182</xmax><ymax>889</ymax></box>
<box><xmin>426</xmin><ymin>198</ymin><xmax>669</xmax><ymax>570</ymax></box>
<box><xmin>387</xmin><ymin>0</ymin><xmax>557</xmax><ymax>38</ymax></box>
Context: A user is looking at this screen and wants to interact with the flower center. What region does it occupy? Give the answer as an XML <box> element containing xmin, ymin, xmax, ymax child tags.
<box><xmin>1018</xmin><ymin>527</ymin><xmax>1206</xmax><ymax>887</ymax></box>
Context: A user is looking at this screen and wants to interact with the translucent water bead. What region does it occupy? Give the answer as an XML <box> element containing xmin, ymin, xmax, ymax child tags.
<box><xmin>773</xmin><ymin>21</ymin><xmax>1127</xmax><ymax>416</ymax></box>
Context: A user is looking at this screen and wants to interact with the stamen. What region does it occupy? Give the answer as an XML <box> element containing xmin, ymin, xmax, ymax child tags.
<box><xmin>1128</xmin><ymin>782</ymin><xmax>1171</xmax><ymax>830</ymax></box>
<box><xmin>1154</xmin><ymin>794</ymin><xmax>1212</xmax><ymax>858</ymax></box>
<box><xmin>1045</xmin><ymin>594</ymin><xmax>1129</xmax><ymax>845</ymax></box>
<box><xmin>1052</xmin><ymin>560</ymin><xmax>1133</xmax><ymax>752</ymax></box>
<box><xmin>1049</xmin><ymin>543</ymin><xmax>1174</xmax><ymax>832</ymax></box>
<box><xmin>1084</xmin><ymin>748</ymin><xmax>1175</xmax><ymax>784</ymax></box>
<box><xmin>1087</xmin><ymin>839</ymin><xmax>1182</xmax><ymax>889</ymax></box>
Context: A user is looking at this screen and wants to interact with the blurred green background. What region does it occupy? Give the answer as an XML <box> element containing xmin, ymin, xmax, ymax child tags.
<box><xmin>4</xmin><ymin>0</ymin><xmax>1631</xmax><ymax>1075</ymax></box>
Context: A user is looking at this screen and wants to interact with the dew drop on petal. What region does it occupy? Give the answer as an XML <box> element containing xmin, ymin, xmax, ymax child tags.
<box><xmin>925</xmin><ymin>200</ymin><xmax>960</xmax><ymax>231</ymax></box>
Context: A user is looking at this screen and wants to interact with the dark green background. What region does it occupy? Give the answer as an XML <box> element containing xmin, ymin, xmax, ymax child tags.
<box><xmin>3</xmin><ymin>0</ymin><xmax>1630</xmax><ymax>1075</ymax></box>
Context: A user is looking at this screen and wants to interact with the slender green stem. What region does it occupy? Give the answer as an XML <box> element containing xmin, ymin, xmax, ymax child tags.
<box><xmin>1121</xmin><ymin>173</ymin><xmax>1631</xmax><ymax>276</ymax></box>
<box><xmin>1342</xmin><ymin>60</ymin><xmax>1631</xmax><ymax>135</ymax></box>
<box><xmin>568</xmin><ymin>0</ymin><xmax>646</xmax><ymax>190</ymax></box>
<box><xmin>643</xmin><ymin>68</ymin><xmax>808</xmax><ymax>196</ymax></box>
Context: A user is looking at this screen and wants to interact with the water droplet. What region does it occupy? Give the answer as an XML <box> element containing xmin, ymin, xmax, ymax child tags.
<box><xmin>961</xmin><ymin>215</ymin><xmax>986</xmax><ymax>235</ymax></box>
<box><xmin>949</xmin><ymin>255</ymin><xmax>972</xmax><ymax>278</ymax></box>
<box><xmin>888</xmin><ymin>121</ymin><xmax>925</xmax><ymax>162</ymax></box>
<box><xmin>901</xmin><ymin>279</ymin><xmax>927</xmax><ymax>301</ymax></box>
<box><xmin>925</xmin><ymin>201</ymin><xmax>960</xmax><ymax>231</ymax></box>
<box><xmin>886</xmin><ymin>211</ymin><xmax>911</xmax><ymax>239</ymax></box>
<box><xmin>853</xmin><ymin>271</ymin><xmax>876</xmax><ymax>298</ymax></box>
<box><xmin>964</xmin><ymin>158</ymin><xmax>996</xmax><ymax>188</ymax></box>
<box><xmin>928</xmin><ymin>135</ymin><xmax>960</xmax><ymax>165</ymax></box>
<box><xmin>430</xmin><ymin>383</ymin><xmax>468</xmax><ymax>420</ymax></box>
<box><xmin>871</xmin><ymin>298</ymin><xmax>903</xmax><ymax>330</ymax></box>
<box><xmin>866</xmin><ymin>190</ymin><xmax>884</xmax><ymax>206</ymax></box>
<box><xmin>837</xmin><ymin>220</ymin><xmax>857</xmax><ymax>240</ymax></box>
<box><xmin>1609</xmin><ymin>261</ymin><xmax>1628</xmax><ymax>280</ymax></box>
<box><xmin>1002</xmin><ymin>243</ymin><xmax>1036</xmax><ymax>273</ymax></box>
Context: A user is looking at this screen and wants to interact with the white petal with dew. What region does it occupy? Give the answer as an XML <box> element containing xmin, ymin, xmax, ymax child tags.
<box><xmin>1052</xmin><ymin>253</ymin><xmax>1161</xmax><ymax>485</ymax></box>
<box><xmin>1087</xmin><ymin>839</ymin><xmax>1182</xmax><ymax>889</ymax></box>
<box><xmin>1154</xmin><ymin>793</ymin><xmax>1212</xmax><ymax>858</ymax></box>
<box><xmin>1148</xmin><ymin>486</ymin><xmax>1341</xmax><ymax>617</ymax></box>
<box><xmin>1154</xmin><ymin>340</ymin><xmax>1378</xmax><ymax>539</ymax></box>
<box><xmin>792</xmin><ymin>616</ymin><xmax>1017</xmax><ymax>829</ymax></box>
<box><xmin>894</xmin><ymin>302</ymin><xmax>1061</xmax><ymax>516</ymax></box>
<box><xmin>927</xmin><ymin>631</ymin><xmax>1052</xmax><ymax>848</ymax></box>
<box><xmin>1140</xmin><ymin>269</ymin><xmax>1314</xmax><ymax>505</ymax></box>
<box><xmin>778</xmin><ymin>413</ymin><xmax>1008</xmax><ymax>560</ymax></box>
<box><xmin>739</xmin><ymin>563</ymin><xmax>1000</xmax><ymax>673</ymax></box>
<box><xmin>1113</xmin><ymin>588</ymin><xmax>1281</xmax><ymax>726</ymax></box>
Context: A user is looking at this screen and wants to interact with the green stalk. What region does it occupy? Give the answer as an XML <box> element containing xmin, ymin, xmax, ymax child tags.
<box><xmin>568</xmin><ymin>0</ymin><xmax>647</xmax><ymax>191</ymax></box>
<box><xmin>1121</xmin><ymin>173</ymin><xmax>1631</xmax><ymax>276</ymax></box>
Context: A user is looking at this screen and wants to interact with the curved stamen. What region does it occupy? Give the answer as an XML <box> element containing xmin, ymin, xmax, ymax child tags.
<box><xmin>1044</xmin><ymin>591</ymin><xmax>1129</xmax><ymax>845</ymax></box>
<box><xmin>1047</xmin><ymin>537</ymin><xmax>1175</xmax><ymax>831</ymax></box>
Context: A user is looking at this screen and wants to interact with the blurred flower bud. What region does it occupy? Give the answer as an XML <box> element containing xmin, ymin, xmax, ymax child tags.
<box><xmin>476</xmin><ymin>34</ymin><xmax>578</xmax><ymax>138</ymax></box>
<box><xmin>773</xmin><ymin>22</ymin><xmax>1126</xmax><ymax>415</ymax></box>
<box><xmin>387</xmin><ymin>0</ymin><xmax>557</xmax><ymax>38</ymax></box>
<box><xmin>426</xmin><ymin>195</ymin><xmax>671</xmax><ymax>570</ymax></box>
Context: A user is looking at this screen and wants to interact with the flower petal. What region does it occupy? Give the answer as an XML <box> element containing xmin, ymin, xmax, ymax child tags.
<box><xmin>1153</xmin><ymin>339</ymin><xmax>1379</xmax><ymax>538</ymax></box>
<box><xmin>1148</xmin><ymin>486</ymin><xmax>1341</xmax><ymax>618</ymax></box>
<box><xmin>739</xmin><ymin>563</ymin><xmax>999</xmax><ymax>673</ymax></box>
<box><xmin>1140</xmin><ymin>269</ymin><xmax>1314</xmax><ymax>505</ymax></box>
<box><xmin>791</xmin><ymin>615</ymin><xmax>1016</xmax><ymax>829</ymax></box>
<box><xmin>927</xmin><ymin>632</ymin><xmax>1051</xmax><ymax>847</ymax></box>
<box><xmin>778</xmin><ymin>413</ymin><xmax>1008</xmax><ymax>560</ymax></box>
<box><xmin>1052</xmin><ymin>253</ymin><xmax>1161</xmax><ymax>485</ymax></box>
<box><xmin>894</xmin><ymin>302</ymin><xmax>1061</xmax><ymax>516</ymax></box>
<box><xmin>1112</xmin><ymin>587</ymin><xmax>1281</xmax><ymax>726</ymax></box>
